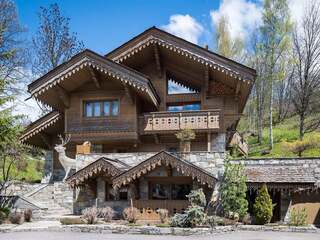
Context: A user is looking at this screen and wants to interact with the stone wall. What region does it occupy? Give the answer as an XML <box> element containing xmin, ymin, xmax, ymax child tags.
<box><xmin>76</xmin><ymin>151</ymin><xmax>226</xmax><ymax>179</ymax></box>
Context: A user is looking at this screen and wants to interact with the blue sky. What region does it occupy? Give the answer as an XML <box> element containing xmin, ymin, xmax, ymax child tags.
<box><xmin>16</xmin><ymin>0</ymin><xmax>220</xmax><ymax>54</ymax></box>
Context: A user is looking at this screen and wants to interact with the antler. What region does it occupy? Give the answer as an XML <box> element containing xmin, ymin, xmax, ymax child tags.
<box><xmin>58</xmin><ymin>134</ymin><xmax>71</xmax><ymax>146</ymax></box>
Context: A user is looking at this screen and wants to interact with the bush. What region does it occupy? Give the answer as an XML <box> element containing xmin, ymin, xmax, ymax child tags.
<box><xmin>185</xmin><ymin>205</ymin><xmax>206</xmax><ymax>227</ymax></box>
<box><xmin>157</xmin><ymin>209</ymin><xmax>168</xmax><ymax>223</ymax></box>
<box><xmin>82</xmin><ymin>207</ymin><xmax>98</xmax><ymax>224</ymax></box>
<box><xmin>253</xmin><ymin>184</ymin><xmax>273</xmax><ymax>225</ymax></box>
<box><xmin>206</xmin><ymin>215</ymin><xmax>225</xmax><ymax>227</ymax></box>
<box><xmin>0</xmin><ymin>207</ymin><xmax>10</xmax><ymax>217</ymax></box>
<box><xmin>60</xmin><ymin>217</ymin><xmax>86</xmax><ymax>225</ymax></box>
<box><xmin>170</xmin><ymin>213</ymin><xmax>189</xmax><ymax>227</ymax></box>
<box><xmin>24</xmin><ymin>209</ymin><xmax>32</xmax><ymax>222</ymax></box>
<box><xmin>242</xmin><ymin>213</ymin><xmax>252</xmax><ymax>225</ymax></box>
<box><xmin>9</xmin><ymin>212</ymin><xmax>24</xmax><ymax>224</ymax></box>
<box><xmin>98</xmin><ymin>207</ymin><xmax>115</xmax><ymax>222</ymax></box>
<box><xmin>289</xmin><ymin>208</ymin><xmax>308</xmax><ymax>226</ymax></box>
<box><xmin>123</xmin><ymin>207</ymin><xmax>140</xmax><ymax>223</ymax></box>
<box><xmin>220</xmin><ymin>160</ymin><xmax>248</xmax><ymax>219</ymax></box>
<box><xmin>0</xmin><ymin>211</ymin><xmax>6</xmax><ymax>224</ymax></box>
<box><xmin>186</xmin><ymin>189</ymin><xmax>206</xmax><ymax>207</ymax></box>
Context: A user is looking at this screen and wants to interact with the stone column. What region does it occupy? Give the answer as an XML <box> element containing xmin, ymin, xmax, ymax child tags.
<box><xmin>96</xmin><ymin>177</ymin><xmax>106</xmax><ymax>207</ymax></box>
<box><xmin>42</xmin><ymin>150</ymin><xmax>53</xmax><ymax>183</ymax></box>
<box><xmin>210</xmin><ymin>133</ymin><xmax>226</xmax><ymax>152</ymax></box>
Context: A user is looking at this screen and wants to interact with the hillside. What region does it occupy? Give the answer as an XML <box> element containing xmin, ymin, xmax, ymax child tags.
<box><xmin>242</xmin><ymin>115</ymin><xmax>320</xmax><ymax>158</ymax></box>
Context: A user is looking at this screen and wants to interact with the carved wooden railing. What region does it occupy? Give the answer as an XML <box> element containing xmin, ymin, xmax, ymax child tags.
<box><xmin>139</xmin><ymin>110</ymin><xmax>220</xmax><ymax>133</ymax></box>
<box><xmin>133</xmin><ymin>200</ymin><xmax>189</xmax><ymax>220</ymax></box>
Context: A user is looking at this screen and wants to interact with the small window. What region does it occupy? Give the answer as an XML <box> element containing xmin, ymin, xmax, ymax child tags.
<box><xmin>167</xmin><ymin>78</ymin><xmax>198</xmax><ymax>95</ymax></box>
<box><xmin>84</xmin><ymin>100</ymin><xmax>119</xmax><ymax>117</ymax></box>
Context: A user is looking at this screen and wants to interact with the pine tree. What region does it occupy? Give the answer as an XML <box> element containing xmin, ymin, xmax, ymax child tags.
<box><xmin>220</xmin><ymin>160</ymin><xmax>248</xmax><ymax>218</ymax></box>
<box><xmin>253</xmin><ymin>184</ymin><xmax>273</xmax><ymax>224</ymax></box>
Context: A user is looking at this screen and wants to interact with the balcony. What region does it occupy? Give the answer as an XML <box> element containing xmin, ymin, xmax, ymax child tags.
<box><xmin>139</xmin><ymin>110</ymin><xmax>220</xmax><ymax>133</ymax></box>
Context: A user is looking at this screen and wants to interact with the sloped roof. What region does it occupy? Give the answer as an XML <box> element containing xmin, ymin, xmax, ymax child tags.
<box><xmin>112</xmin><ymin>151</ymin><xmax>217</xmax><ymax>189</ymax></box>
<box><xmin>106</xmin><ymin>27</ymin><xmax>256</xmax><ymax>84</ymax></box>
<box><xmin>28</xmin><ymin>49</ymin><xmax>160</xmax><ymax>107</ymax></box>
<box><xmin>67</xmin><ymin>157</ymin><xmax>130</xmax><ymax>188</ymax></box>
<box><xmin>20</xmin><ymin>111</ymin><xmax>61</xmax><ymax>143</ymax></box>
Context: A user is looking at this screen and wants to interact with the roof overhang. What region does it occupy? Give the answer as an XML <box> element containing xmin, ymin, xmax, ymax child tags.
<box><xmin>19</xmin><ymin>111</ymin><xmax>63</xmax><ymax>149</ymax></box>
<box><xmin>106</xmin><ymin>27</ymin><xmax>256</xmax><ymax>84</ymax></box>
<box><xmin>28</xmin><ymin>49</ymin><xmax>160</xmax><ymax>110</ymax></box>
<box><xmin>112</xmin><ymin>151</ymin><xmax>217</xmax><ymax>189</ymax></box>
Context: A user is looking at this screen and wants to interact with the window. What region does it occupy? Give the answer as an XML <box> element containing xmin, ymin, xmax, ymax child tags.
<box><xmin>84</xmin><ymin>100</ymin><xmax>119</xmax><ymax>117</ymax></box>
<box><xmin>167</xmin><ymin>103</ymin><xmax>201</xmax><ymax>112</ymax></box>
<box><xmin>150</xmin><ymin>183</ymin><xmax>191</xmax><ymax>200</ymax></box>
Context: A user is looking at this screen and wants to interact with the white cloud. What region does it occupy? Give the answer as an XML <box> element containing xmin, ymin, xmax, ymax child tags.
<box><xmin>210</xmin><ymin>0</ymin><xmax>262</xmax><ymax>41</ymax></box>
<box><xmin>288</xmin><ymin>0</ymin><xmax>307</xmax><ymax>25</ymax></box>
<box><xmin>162</xmin><ymin>14</ymin><xmax>204</xmax><ymax>44</ymax></box>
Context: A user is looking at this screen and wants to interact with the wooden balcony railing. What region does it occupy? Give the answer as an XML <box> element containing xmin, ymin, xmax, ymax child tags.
<box><xmin>139</xmin><ymin>110</ymin><xmax>220</xmax><ymax>133</ymax></box>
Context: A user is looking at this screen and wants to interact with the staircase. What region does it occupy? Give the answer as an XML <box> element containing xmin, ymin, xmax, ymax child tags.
<box><xmin>21</xmin><ymin>183</ymin><xmax>72</xmax><ymax>220</ymax></box>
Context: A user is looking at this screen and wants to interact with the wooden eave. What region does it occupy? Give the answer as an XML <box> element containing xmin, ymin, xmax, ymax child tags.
<box><xmin>106</xmin><ymin>27</ymin><xmax>256</xmax><ymax>84</ymax></box>
<box><xmin>28</xmin><ymin>49</ymin><xmax>160</xmax><ymax>108</ymax></box>
<box><xmin>20</xmin><ymin>111</ymin><xmax>62</xmax><ymax>144</ymax></box>
<box><xmin>66</xmin><ymin>157</ymin><xmax>128</xmax><ymax>188</ymax></box>
<box><xmin>112</xmin><ymin>151</ymin><xmax>217</xmax><ymax>189</ymax></box>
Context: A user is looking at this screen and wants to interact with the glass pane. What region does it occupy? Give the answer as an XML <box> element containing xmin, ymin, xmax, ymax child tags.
<box><xmin>111</xmin><ymin>101</ymin><xmax>119</xmax><ymax>116</ymax></box>
<box><xmin>103</xmin><ymin>101</ymin><xmax>110</xmax><ymax>116</ymax></box>
<box><xmin>167</xmin><ymin>105</ymin><xmax>184</xmax><ymax>112</ymax></box>
<box><xmin>171</xmin><ymin>184</ymin><xmax>191</xmax><ymax>200</ymax></box>
<box><xmin>85</xmin><ymin>102</ymin><xmax>92</xmax><ymax>117</ymax></box>
<box><xmin>183</xmin><ymin>104</ymin><xmax>201</xmax><ymax>111</ymax></box>
<box><xmin>167</xmin><ymin>79</ymin><xmax>197</xmax><ymax>94</ymax></box>
<box><xmin>93</xmin><ymin>102</ymin><xmax>101</xmax><ymax>117</ymax></box>
<box><xmin>151</xmin><ymin>183</ymin><xmax>170</xmax><ymax>200</ymax></box>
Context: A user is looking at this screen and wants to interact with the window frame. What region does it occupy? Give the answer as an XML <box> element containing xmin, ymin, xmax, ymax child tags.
<box><xmin>82</xmin><ymin>99</ymin><xmax>120</xmax><ymax>118</ymax></box>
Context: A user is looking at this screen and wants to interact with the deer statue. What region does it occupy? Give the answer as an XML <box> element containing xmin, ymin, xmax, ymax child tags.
<box><xmin>54</xmin><ymin>134</ymin><xmax>76</xmax><ymax>181</ymax></box>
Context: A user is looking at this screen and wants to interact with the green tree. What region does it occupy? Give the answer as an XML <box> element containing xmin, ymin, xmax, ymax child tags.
<box><xmin>215</xmin><ymin>15</ymin><xmax>245</xmax><ymax>63</ymax></box>
<box><xmin>220</xmin><ymin>160</ymin><xmax>248</xmax><ymax>218</ymax></box>
<box><xmin>253</xmin><ymin>184</ymin><xmax>273</xmax><ymax>224</ymax></box>
<box><xmin>260</xmin><ymin>0</ymin><xmax>293</xmax><ymax>149</ymax></box>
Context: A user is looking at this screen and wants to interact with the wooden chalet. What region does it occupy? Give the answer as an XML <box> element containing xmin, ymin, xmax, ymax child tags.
<box><xmin>21</xmin><ymin>27</ymin><xmax>259</xmax><ymax>218</ymax></box>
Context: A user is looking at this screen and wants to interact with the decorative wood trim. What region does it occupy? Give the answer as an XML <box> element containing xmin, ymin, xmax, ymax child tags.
<box><xmin>153</xmin><ymin>45</ymin><xmax>162</xmax><ymax>77</ymax></box>
<box><xmin>56</xmin><ymin>84</ymin><xmax>70</xmax><ymax>108</ymax></box>
<box><xmin>89</xmin><ymin>67</ymin><xmax>101</xmax><ymax>88</ymax></box>
<box><xmin>112</xmin><ymin>151</ymin><xmax>217</xmax><ymax>189</ymax></box>
<box><xmin>20</xmin><ymin>111</ymin><xmax>61</xmax><ymax>142</ymax></box>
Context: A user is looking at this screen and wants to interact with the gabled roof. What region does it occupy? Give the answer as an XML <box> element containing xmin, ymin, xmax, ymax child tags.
<box><xmin>20</xmin><ymin>111</ymin><xmax>61</xmax><ymax>143</ymax></box>
<box><xmin>28</xmin><ymin>49</ymin><xmax>160</xmax><ymax>107</ymax></box>
<box><xmin>106</xmin><ymin>27</ymin><xmax>256</xmax><ymax>84</ymax></box>
<box><xmin>67</xmin><ymin>157</ymin><xmax>130</xmax><ymax>188</ymax></box>
<box><xmin>112</xmin><ymin>151</ymin><xmax>217</xmax><ymax>189</ymax></box>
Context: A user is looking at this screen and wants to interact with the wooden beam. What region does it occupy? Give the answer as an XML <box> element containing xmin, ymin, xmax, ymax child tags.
<box><xmin>153</xmin><ymin>45</ymin><xmax>162</xmax><ymax>77</ymax></box>
<box><xmin>40</xmin><ymin>132</ymin><xmax>52</xmax><ymax>149</ymax></box>
<box><xmin>89</xmin><ymin>67</ymin><xmax>101</xmax><ymax>88</ymax></box>
<box><xmin>235</xmin><ymin>81</ymin><xmax>241</xmax><ymax>97</ymax></box>
<box><xmin>56</xmin><ymin>85</ymin><xmax>70</xmax><ymax>108</ymax></box>
<box><xmin>204</xmin><ymin>66</ymin><xmax>209</xmax><ymax>93</ymax></box>
<box><xmin>124</xmin><ymin>85</ymin><xmax>134</xmax><ymax>104</ymax></box>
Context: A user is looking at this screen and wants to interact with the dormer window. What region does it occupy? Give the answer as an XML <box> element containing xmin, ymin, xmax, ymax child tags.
<box><xmin>84</xmin><ymin>100</ymin><xmax>119</xmax><ymax>117</ymax></box>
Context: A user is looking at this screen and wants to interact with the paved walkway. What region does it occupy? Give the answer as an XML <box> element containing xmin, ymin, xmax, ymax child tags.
<box><xmin>0</xmin><ymin>231</ymin><xmax>319</xmax><ymax>240</ymax></box>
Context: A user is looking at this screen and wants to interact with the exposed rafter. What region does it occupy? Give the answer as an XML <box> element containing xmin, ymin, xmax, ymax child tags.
<box><xmin>124</xmin><ymin>85</ymin><xmax>134</xmax><ymax>104</ymax></box>
<box><xmin>153</xmin><ymin>45</ymin><xmax>162</xmax><ymax>77</ymax></box>
<box><xmin>56</xmin><ymin>85</ymin><xmax>70</xmax><ymax>108</ymax></box>
<box><xmin>89</xmin><ymin>67</ymin><xmax>101</xmax><ymax>88</ymax></box>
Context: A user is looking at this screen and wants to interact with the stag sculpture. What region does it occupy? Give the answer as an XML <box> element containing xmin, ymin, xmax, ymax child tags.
<box><xmin>54</xmin><ymin>134</ymin><xmax>76</xmax><ymax>181</ymax></box>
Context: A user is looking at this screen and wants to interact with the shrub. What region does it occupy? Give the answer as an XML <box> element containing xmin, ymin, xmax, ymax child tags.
<box><xmin>60</xmin><ymin>217</ymin><xmax>85</xmax><ymax>225</ymax></box>
<box><xmin>206</xmin><ymin>215</ymin><xmax>226</xmax><ymax>227</ymax></box>
<box><xmin>186</xmin><ymin>188</ymin><xmax>206</xmax><ymax>207</ymax></box>
<box><xmin>242</xmin><ymin>213</ymin><xmax>252</xmax><ymax>225</ymax></box>
<box><xmin>9</xmin><ymin>212</ymin><xmax>24</xmax><ymax>224</ymax></box>
<box><xmin>82</xmin><ymin>207</ymin><xmax>98</xmax><ymax>224</ymax></box>
<box><xmin>170</xmin><ymin>213</ymin><xmax>189</xmax><ymax>227</ymax></box>
<box><xmin>123</xmin><ymin>207</ymin><xmax>140</xmax><ymax>223</ymax></box>
<box><xmin>289</xmin><ymin>208</ymin><xmax>308</xmax><ymax>226</ymax></box>
<box><xmin>0</xmin><ymin>207</ymin><xmax>10</xmax><ymax>217</ymax></box>
<box><xmin>253</xmin><ymin>184</ymin><xmax>273</xmax><ymax>225</ymax></box>
<box><xmin>220</xmin><ymin>160</ymin><xmax>248</xmax><ymax>219</ymax></box>
<box><xmin>0</xmin><ymin>211</ymin><xmax>6</xmax><ymax>224</ymax></box>
<box><xmin>157</xmin><ymin>209</ymin><xmax>168</xmax><ymax>223</ymax></box>
<box><xmin>185</xmin><ymin>205</ymin><xmax>206</xmax><ymax>227</ymax></box>
<box><xmin>23</xmin><ymin>209</ymin><xmax>32</xmax><ymax>222</ymax></box>
<box><xmin>98</xmin><ymin>207</ymin><xmax>115</xmax><ymax>222</ymax></box>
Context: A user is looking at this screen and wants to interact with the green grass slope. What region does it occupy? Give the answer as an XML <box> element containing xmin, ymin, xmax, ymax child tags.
<box><xmin>244</xmin><ymin>115</ymin><xmax>320</xmax><ymax>158</ymax></box>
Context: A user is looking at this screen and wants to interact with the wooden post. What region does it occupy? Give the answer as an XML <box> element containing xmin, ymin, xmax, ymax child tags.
<box><xmin>207</xmin><ymin>132</ymin><xmax>211</xmax><ymax>152</ymax></box>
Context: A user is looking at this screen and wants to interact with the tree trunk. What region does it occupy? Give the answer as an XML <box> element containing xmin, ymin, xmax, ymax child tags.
<box><xmin>269</xmin><ymin>80</ymin><xmax>273</xmax><ymax>150</ymax></box>
<box><xmin>299</xmin><ymin>113</ymin><xmax>305</xmax><ymax>140</ymax></box>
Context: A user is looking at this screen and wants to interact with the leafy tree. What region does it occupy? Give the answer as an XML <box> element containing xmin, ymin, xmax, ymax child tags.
<box><xmin>220</xmin><ymin>160</ymin><xmax>248</xmax><ymax>218</ymax></box>
<box><xmin>260</xmin><ymin>0</ymin><xmax>292</xmax><ymax>149</ymax></box>
<box><xmin>215</xmin><ymin>15</ymin><xmax>245</xmax><ymax>63</ymax></box>
<box><xmin>253</xmin><ymin>184</ymin><xmax>273</xmax><ymax>224</ymax></box>
<box><xmin>32</xmin><ymin>3</ymin><xmax>84</xmax><ymax>76</ymax></box>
